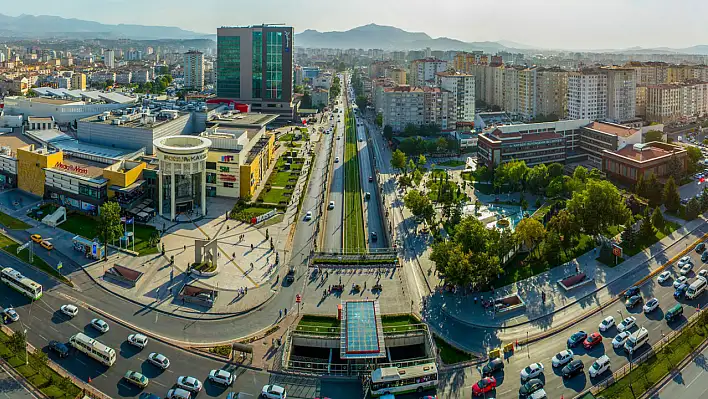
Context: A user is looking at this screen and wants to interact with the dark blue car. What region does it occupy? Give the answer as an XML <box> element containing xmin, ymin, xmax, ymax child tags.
<box><xmin>624</xmin><ymin>286</ymin><xmax>640</xmax><ymax>298</ymax></box>
<box><xmin>674</xmin><ymin>283</ymin><xmax>689</xmax><ymax>299</ymax></box>
<box><xmin>567</xmin><ymin>331</ymin><xmax>587</xmax><ymax>348</ymax></box>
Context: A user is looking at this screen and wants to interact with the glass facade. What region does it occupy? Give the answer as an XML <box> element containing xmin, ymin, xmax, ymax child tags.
<box><xmin>217</xmin><ymin>36</ymin><xmax>241</xmax><ymax>98</ymax></box>
<box><xmin>252</xmin><ymin>31</ymin><xmax>263</xmax><ymax>98</ymax></box>
<box><xmin>266</xmin><ymin>31</ymin><xmax>283</xmax><ymax>100</ymax></box>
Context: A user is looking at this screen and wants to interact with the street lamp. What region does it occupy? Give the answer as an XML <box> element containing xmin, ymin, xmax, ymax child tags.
<box><xmin>23</xmin><ymin>328</ymin><xmax>27</xmax><ymax>365</ymax></box>
<box><xmin>616</xmin><ymin>308</ymin><xmax>623</xmax><ymax>320</ymax></box>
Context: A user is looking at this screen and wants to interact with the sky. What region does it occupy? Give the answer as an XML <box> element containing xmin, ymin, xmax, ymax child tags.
<box><xmin>3</xmin><ymin>0</ymin><xmax>708</xmax><ymax>50</ymax></box>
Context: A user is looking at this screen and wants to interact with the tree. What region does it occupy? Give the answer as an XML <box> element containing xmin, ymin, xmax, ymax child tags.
<box><xmin>686</xmin><ymin>146</ymin><xmax>702</xmax><ymax>173</ymax></box>
<box><xmin>686</xmin><ymin>198</ymin><xmax>701</xmax><ymax>220</ymax></box>
<box><xmin>436</xmin><ymin>137</ymin><xmax>448</xmax><ymax>153</ymax></box>
<box><xmin>634</xmin><ymin>173</ymin><xmax>647</xmax><ymax>198</ymax></box>
<box><xmin>526</xmin><ymin>164</ymin><xmax>549</xmax><ymax>194</ymax></box>
<box><xmin>621</xmin><ymin>219</ymin><xmax>636</xmax><ymax>250</ymax></box>
<box><xmin>646</xmin><ymin>173</ymin><xmax>662</xmax><ymax>207</ymax></box>
<box><xmin>544</xmin><ymin>232</ymin><xmax>563</xmax><ymax>264</ymax></box>
<box><xmin>383</xmin><ymin>125</ymin><xmax>394</xmax><ymax>140</ymax></box>
<box><xmin>8</xmin><ymin>330</ymin><xmax>26</xmax><ymax>356</ymax></box>
<box><xmin>639</xmin><ymin>208</ymin><xmax>655</xmax><ymax>239</ymax></box>
<box><xmin>572</xmin><ymin>165</ymin><xmax>588</xmax><ymax>183</ymax></box>
<box><xmin>403</xmin><ymin>190</ymin><xmax>435</xmax><ymax>221</ymax></box>
<box><xmin>417</xmin><ymin>154</ymin><xmax>427</xmax><ymax>167</ymax></box>
<box><xmin>391</xmin><ymin>149</ymin><xmax>407</xmax><ymax>173</ymax></box>
<box><xmin>651</xmin><ymin>207</ymin><xmax>665</xmax><ymax>231</ymax></box>
<box><xmin>666</xmin><ymin>154</ymin><xmax>683</xmax><ymax>181</ymax></box>
<box><xmin>644</xmin><ymin>130</ymin><xmax>664</xmax><ymax>142</ymax></box>
<box><xmin>97</xmin><ymin>201</ymin><xmax>124</xmax><ymax>260</ymax></box>
<box><xmin>294</xmin><ymin>85</ymin><xmax>304</xmax><ymax>94</ymax></box>
<box><xmin>515</xmin><ymin>218</ymin><xmax>546</xmax><ymax>254</ymax></box>
<box><xmin>547</xmin><ymin>163</ymin><xmax>564</xmax><ymax>179</ymax></box>
<box><xmin>566</xmin><ymin>179</ymin><xmax>631</xmax><ymax>237</ymax></box>
<box><xmin>546</xmin><ymin>176</ymin><xmax>565</xmax><ymax>198</ymax></box>
<box><xmin>663</xmin><ymin>176</ymin><xmax>681</xmax><ymax>213</ymax></box>
<box><xmin>375</xmin><ymin>113</ymin><xmax>383</xmax><ymax>127</ymax></box>
<box><xmin>355</xmin><ymin>95</ymin><xmax>368</xmax><ymax>111</ymax></box>
<box><xmin>548</xmin><ymin>209</ymin><xmax>579</xmax><ymax>252</ymax></box>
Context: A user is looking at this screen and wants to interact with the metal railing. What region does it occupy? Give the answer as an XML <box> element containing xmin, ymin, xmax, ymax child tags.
<box><xmin>287</xmin><ymin>357</ymin><xmax>437</xmax><ymax>377</ymax></box>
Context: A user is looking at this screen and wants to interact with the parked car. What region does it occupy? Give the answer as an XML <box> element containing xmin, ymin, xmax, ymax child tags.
<box><xmin>696</xmin><ymin>243</ymin><xmax>706</xmax><ymax>253</ymax></box>
<box><xmin>589</xmin><ymin>355</ymin><xmax>611</xmax><ymax>378</ymax></box>
<box><xmin>675</xmin><ymin>283</ymin><xmax>689</xmax><ymax>299</ymax></box>
<box><xmin>674</xmin><ymin>276</ymin><xmax>689</xmax><ymax>288</ymax></box>
<box><xmin>599</xmin><ymin>316</ymin><xmax>615</xmax><ymax>332</ymax></box>
<box><xmin>625</xmin><ymin>295</ymin><xmax>643</xmax><ymax>309</ymax></box>
<box><xmin>658</xmin><ymin>271</ymin><xmax>672</xmax><ymax>283</ymax></box>
<box><xmin>678</xmin><ymin>255</ymin><xmax>692</xmax><ymax>267</ymax></box>
<box><xmin>482</xmin><ymin>358</ymin><xmax>505</xmax><ymax>376</ymax></box>
<box><xmin>612</xmin><ymin>332</ymin><xmax>631</xmax><ymax>348</ymax></box>
<box><xmin>562</xmin><ymin>359</ymin><xmax>584</xmax><ymax>379</ymax></box>
<box><xmin>624</xmin><ymin>286</ymin><xmax>640</xmax><ymax>298</ymax></box>
<box><xmin>208</xmin><ymin>369</ymin><xmax>234</xmax><ymax>386</ymax></box>
<box><xmin>617</xmin><ymin>317</ymin><xmax>637</xmax><ymax>333</ymax></box>
<box><xmin>261</xmin><ymin>385</ymin><xmax>287</xmax><ymax>399</ymax></box>
<box><xmin>518</xmin><ymin>378</ymin><xmax>544</xmax><ymax>397</ymax></box>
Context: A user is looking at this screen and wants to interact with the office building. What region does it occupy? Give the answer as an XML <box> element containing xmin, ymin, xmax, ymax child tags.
<box><xmin>184</xmin><ymin>50</ymin><xmax>205</xmax><ymax>91</ymax></box>
<box><xmin>216</xmin><ymin>25</ymin><xmax>295</xmax><ymax>122</ymax></box>
<box><xmin>579</xmin><ymin>121</ymin><xmax>642</xmax><ymax>167</ymax></box>
<box><xmin>602</xmin><ymin>142</ymin><xmax>687</xmax><ymax>185</ymax></box>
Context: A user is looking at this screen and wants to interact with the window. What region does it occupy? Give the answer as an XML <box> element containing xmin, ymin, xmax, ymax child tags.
<box><xmin>217</xmin><ymin>36</ymin><xmax>241</xmax><ymax>98</ymax></box>
<box><xmin>265</xmin><ymin>31</ymin><xmax>283</xmax><ymax>100</ymax></box>
<box><xmin>206</xmin><ymin>162</ymin><xmax>217</xmax><ymax>170</ymax></box>
<box><xmin>223</xmin><ymin>182</ymin><xmax>234</xmax><ymax>188</ymax></box>
<box><xmin>252</xmin><ymin>31</ymin><xmax>263</xmax><ymax>98</ymax></box>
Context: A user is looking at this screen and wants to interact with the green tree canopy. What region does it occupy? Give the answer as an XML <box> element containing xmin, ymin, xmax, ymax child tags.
<box><xmin>644</xmin><ymin>130</ymin><xmax>664</xmax><ymax>142</ymax></box>
<box><xmin>403</xmin><ymin>190</ymin><xmax>435</xmax><ymax>221</ymax></box>
<box><xmin>686</xmin><ymin>146</ymin><xmax>702</xmax><ymax>173</ymax></box>
<box><xmin>566</xmin><ymin>179</ymin><xmax>631</xmax><ymax>236</ymax></box>
<box><xmin>383</xmin><ymin>125</ymin><xmax>393</xmax><ymax>140</ymax></box>
<box><xmin>97</xmin><ymin>201</ymin><xmax>124</xmax><ymax>260</ymax></box>
<box><xmin>663</xmin><ymin>176</ymin><xmax>681</xmax><ymax>212</ymax></box>
<box><xmin>638</xmin><ymin>207</ymin><xmax>655</xmax><ymax>239</ymax></box>
<box><xmin>686</xmin><ymin>198</ymin><xmax>701</xmax><ymax>220</ymax></box>
<box><xmin>526</xmin><ymin>164</ymin><xmax>548</xmax><ymax>194</ymax></box>
<box><xmin>547</xmin><ymin>163</ymin><xmax>564</xmax><ymax>179</ymax></box>
<box><xmin>391</xmin><ymin>149</ymin><xmax>407</xmax><ymax>173</ymax></box>
<box><xmin>375</xmin><ymin>113</ymin><xmax>383</xmax><ymax>127</ymax></box>
<box><xmin>651</xmin><ymin>207</ymin><xmax>665</xmax><ymax>231</ymax></box>
<box><xmin>646</xmin><ymin>173</ymin><xmax>662</xmax><ymax>207</ymax></box>
<box><xmin>515</xmin><ymin>218</ymin><xmax>546</xmax><ymax>253</ymax></box>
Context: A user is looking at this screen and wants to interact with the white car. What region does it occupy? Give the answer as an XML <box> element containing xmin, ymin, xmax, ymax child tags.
<box><xmin>674</xmin><ymin>276</ymin><xmax>689</xmax><ymax>288</ymax></box>
<box><xmin>127</xmin><ymin>333</ymin><xmax>148</xmax><ymax>349</ymax></box>
<box><xmin>678</xmin><ymin>255</ymin><xmax>692</xmax><ymax>267</ymax></box>
<box><xmin>589</xmin><ymin>355</ymin><xmax>611</xmax><ymax>378</ymax></box>
<box><xmin>90</xmin><ymin>318</ymin><xmax>109</xmax><ymax>333</ymax></box>
<box><xmin>658</xmin><ymin>271</ymin><xmax>672</xmax><ymax>284</ymax></box>
<box><xmin>147</xmin><ymin>352</ymin><xmax>170</xmax><ymax>369</ymax></box>
<box><xmin>328</xmin><ymin>201</ymin><xmax>335</xmax><ymax>209</ymax></box>
<box><xmin>612</xmin><ymin>332</ymin><xmax>631</xmax><ymax>348</ymax></box>
<box><xmin>60</xmin><ymin>304</ymin><xmax>78</xmax><ymax>318</ymax></box>
<box><xmin>208</xmin><ymin>369</ymin><xmax>234</xmax><ymax>386</ymax></box>
<box><xmin>617</xmin><ymin>316</ymin><xmax>637</xmax><ymax>333</ymax></box>
<box><xmin>551</xmin><ymin>349</ymin><xmax>574</xmax><ymax>368</ymax></box>
<box><xmin>679</xmin><ymin>263</ymin><xmax>693</xmax><ymax>275</ymax></box>
<box><xmin>261</xmin><ymin>384</ymin><xmax>287</xmax><ymax>399</ymax></box>
<box><xmin>643</xmin><ymin>298</ymin><xmax>659</xmax><ymax>313</ymax></box>
<box><xmin>520</xmin><ymin>362</ymin><xmax>544</xmax><ymax>381</ymax></box>
<box><xmin>3</xmin><ymin>307</ymin><xmax>18</xmax><ymax>322</ymax></box>
<box><xmin>176</xmin><ymin>376</ymin><xmax>202</xmax><ymax>393</ymax></box>
<box><xmin>598</xmin><ymin>316</ymin><xmax>615</xmax><ymax>332</ymax></box>
<box><xmin>699</xmin><ymin>269</ymin><xmax>708</xmax><ymax>278</ymax></box>
<box><xmin>304</xmin><ymin>211</ymin><xmax>312</xmax><ymax>221</ymax></box>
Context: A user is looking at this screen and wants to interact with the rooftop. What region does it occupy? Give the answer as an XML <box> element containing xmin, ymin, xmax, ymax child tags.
<box><xmin>80</xmin><ymin>111</ymin><xmax>185</xmax><ymax>130</ymax></box>
<box><xmin>0</xmin><ymin>132</ymin><xmax>37</xmax><ymax>154</ymax></box>
<box><xmin>608</xmin><ymin>142</ymin><xmax>686</xmax><ymax>163</ymax></box>
<box><xmin>340</xmin><ymin>301</ymin><xmax>386</xmax><ymax>359</ymax></box>
<box><xmin>585</xmin><ymin>121</ymin><xmax>639</xmax><ymax>138</ymax></box>
<box><xmin>29</xmin><ymin>97</ymin><xmax>77</xmax><ymax>105</ymax></box>
<box><xmin>208</xmin><ymin>112</ymin><xmax>279</xmax><ymax>128</ymax></box>
<box><xmin>485</xmin><ymin>129</ymin><xmax>564</xmax><ymax>144</ymax></box>
<box><xmin>25</xmin><ymin>129</ymin><xmax>143</xmax><ymax>162</ymax></box>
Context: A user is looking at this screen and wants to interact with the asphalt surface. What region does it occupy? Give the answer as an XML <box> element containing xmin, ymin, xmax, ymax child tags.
<box><xmin>354</xmin><ymin>109</ymin><xmax>386</xmax><ymax>250</ymax></box>
<box><xmin>323</xmin><ymin>91</ymin><xmax>346</xmax><ymax>252</ymax></box>
<box><xmin>650</xmin><ymin>340</ymin><xmax>708</xmax><ymax>399</ymax></box>
<box><xmin>0</xmin><ymin>366</ymin><xmax>39</xmax><ymax>399</ymax></box>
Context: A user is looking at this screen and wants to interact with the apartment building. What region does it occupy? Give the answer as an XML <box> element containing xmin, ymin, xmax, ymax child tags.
<box><xmin>184</xmin><ymin>50</ymin><xmax>205</xmax><ymax>91</ymax></box>
<box><xmin>605</xmin><ymin>67</ymin><xmax>636</xmax><ymax>122</ymax></box>
<box><xmin>386</xmin><ymin>68</ymin><xmax>407</xmax><ymax>85</ymax></box>
<box><xmin>568</xmin><ymin>70</ymin><xmax>607</xmax><ymax>120</ymax></box>
<box><xmin>453</xmin><ymin>52</ymin><xmax>476</xmax><ymax>73</ymax></box>
<box><xmin>436</xmin><ymin>71</ymin><xmax>475</xmax><ymax>123</ymax></box>
<box><xmin>372</xmin><ymin>78</ymin><xmax>397</xmax><ymax>114</ymax></box>
<box><xmin>645</xmin><ymin>81</ymin><xmax>708</xmax><ymax>124</ymax></box>
<box><xmin>422</xmin><ymin>87</ymin><xmax>453</xmax><ymax>129</ymax></box>
<box><xmin>518</xmin><ymin>67</ymin><xmax>537</xmax><ymax>120</ymax></box>
<box><xmin>536</xmin><ymin>67</ymin><xmax>568</xmax><ymax>118</ymax></box>
<box><xmin>382</xmin><ymin>85</ymin><xmax>424</xmax><ymax>132</ymax></box>
<box><xmin>579</xmin><ymin>121</ymin><xmax>642</xmax><ymax>167</ymax></box>
<box><xmin>71</xmin><ymin>73</ymin><xmax>87</xmax><ymax>91</ymax></box>
<box><xmin>502</xmin><ymin>65</ymin><xmax>521</xmax><ymax>115</ymax></box>
<box><xmin>409</xmin><ymin>58</ymin><xmax>447</xmax><ymax>87</ymax></box>
<box><xmin>104</xmin><ymin>50</ymin><xmax>115</xmax><ymax>69</ymax></box>
<box><xmin>635</xmin><ymin>85</ymin><xmax>647</xmax><ymax>117</ymax></box>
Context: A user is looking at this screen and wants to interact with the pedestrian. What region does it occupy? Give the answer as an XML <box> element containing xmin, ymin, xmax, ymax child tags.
<box><xmin>285</xmin><ymin>307</ymin><xmax>288</xmax><ymax>316</ymax></box>
<box><xmin>245</xmin><ymin>287</ymin><xmax>248</xmax><ymax>294</ymax></box>
<box><xmin>251</xmin><ymin>244</ymin><xmax>254</xmax><ymax>250</ymax></box>
<box><xmin>183</xmin><ymin>245</ymin><xmax>186</xmax><ymax>251</ymax></box>
<box><xmin>279</xmin><ymin>309</ymin><xmax>282</xmax><ymax>318</ymax></box>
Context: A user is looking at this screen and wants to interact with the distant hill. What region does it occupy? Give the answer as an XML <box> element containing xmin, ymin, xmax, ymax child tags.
<box><xmin>295</xmin><ymin>24</ymin><xmax>519</xmax><ymax>53</ymax></box>
<box><xmin>0</xmin><ymin>13</ymin><xmax>209</xmax><ymax>40</ymax></box>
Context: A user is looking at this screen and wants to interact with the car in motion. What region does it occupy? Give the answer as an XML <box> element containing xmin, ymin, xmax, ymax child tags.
<box><xmin>147</xmin><ymin>353</ymin><xmax>170</xmax><ymax>369</ymax></box>
<box><xmin>328</xmin><ymin>201</ymin><xmax>335</xmax><ymax>210</ymax></box>
<box><xmin>562</xmin><ymin>359</ymin><xmax>584</xmax><ymax>379</ymax></box>
<box><xmin>261</xmin><ymin>384</ymin><xmax>287</xmax><ymax>399</ymax></box>
<box><xmin>584</xmin><ymin>332</ymin><xmax>603</xmax><ymax>349</ymax></box>
<box><xmin>481</xmin><ymin>357</ymin><xmax>505</xmax><ymax>376</ymax></box>
<box><xmin>304</xmin><ymin>211</ymin><xmax>312</xmax><ymax>221</ymax></box>
<box><xmin>124</xmin><ymin>370</ymin><xmax>149</xmax><ymax>388</ymax></box>
<box><xmin>612</xmin><ymin>332</ymin><xmax>631</xmax><ymax>348</ymax></box>
<box><xmin>518</xmin><ymin>378</ymin><xmax>544</xmax><ymax>397</ymax></box>
<box><xmin>3</xmin><ymin>307</ymin><xmax>18</xmax><ymax>322</ymax></box>
<box><xmin>567</xmin><ymin>331</ymin><xmax>587</xmax><ymax>348</ymax></box>
<box><xmin>90</xmin><ymin>318</ymin><xmax>109</xmax><ymax>333</ymax></box>
<box><xmin>472</xmin><ymin>377</ymin><xmax>496</xmax><ymax>396</ymax></box>
<box><xmin>520</xmin><ymin>363</ymin><xmax>544</xmax><ymax>381</ymax></box>
<box><xmin>617</xmin><ymin>316</ymin><xmax>637</xmax><ymax>333</ymax></box>
<box><xmin>643</xmin><ymin>298</ymin><xmax>659</xmax><ymax>313</ymax></box>
<box><xmin>599</xmin><ymin>316</ymin><xmax>615</xmax><ymax>332</ymax></box>
<box><xmin>674</xmin><ymin>275</ymin><xmax>689</xmax><ymax>288</ymax></box>
<box><xmin>48</xmin><ymin>340</ymin><xmax>69</xmax><ymax>358</ymax></box>
<box><xmin>128</xmin><ymin>334</ymin><xmax>148</xmax><ymax>349</ymax></box>
<box><xmin>658</xmin><ymin>271</ymin><xmax>672</xmax><ymax>283</ymax></box>
<box><xmin>334</xmin><ymin>156</ymin><xmax>339</xmax><ymax>162</ymax></box>
<box><xmin>30</xmin><ymin>234</ymin><xmax>42</xmax><ymax>243</ymax></box>
<box><xmin>176</xmin><ymin>376</ymin><xmax>202</xmax><ymax>393</ymax></box>
<box><xmin>551</xmin><ymin>349</ymin><xmax>574</xmax><ymax>368</ymax></box>
<box><xmin>625</xmin><ymin>295</ymin><xmax>643</xmax><ymax>309</ymax></box>
<box><xmin>60</xmin><ymin>304</ymin><xmax>78</xmax><ymax>318</ymax></box>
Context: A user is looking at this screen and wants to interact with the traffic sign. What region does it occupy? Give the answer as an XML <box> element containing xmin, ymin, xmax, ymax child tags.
<box><xmin>296</xmin><ymin>294</ymin><xmax>301</xmax><ymax>303</ymax></box>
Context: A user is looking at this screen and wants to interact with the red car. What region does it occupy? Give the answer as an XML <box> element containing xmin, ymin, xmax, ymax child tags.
<box><xmin>584</xmin><ymin>332</ymin><xmax>603</xmax><ymax>349</ymax></box>
<box><xmin>472</xmin><ymin>377</ymin><xmax>497</xmax><ymax>396</ymax></box>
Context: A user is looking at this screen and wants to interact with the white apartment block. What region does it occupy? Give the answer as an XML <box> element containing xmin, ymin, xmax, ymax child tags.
<box><xmin>104</xmin><ymin>50</ymin><xmax>115</xmax><ymax>69</ymax></box>
<box><xmin>605</xmin><ymin>68</ymin><xmax>636</xmax><ymax>122</ymax></box>
<box><xmin>184</xmin><ymin>50</ymin><xmax>205</xmax><ymax>91</ymax></box>
<box><xmin>518</xmin><ymin>67</ymin><xmax>537</xmax><ymax>120</ymax></box>
<box><xmin>409</xmin><ymin>58</ymin><xmax>447</xmax><ymax>87</ymax></box>
<box><xmin>382</xmin><ymin>86</ymin><xmax>425</xmax><ymax>132</ymax></box>
<box><xmin>568</xmin><ymin>70</ymin><xmax>607</xmax><ymax>120</ymax></box>
<box><xmin>436</xmin><ymin>72</ymin><xmax>476</xmax><ymax>123</ymax></box>
<box><xmin>646</xmin><ymin>82</ymin><xmax>708</xmax><ymax>124</ymax></box>
<box><xmin>536</xmin><ymin>68</ymin><xmax>568</xmax><ymax>118</ymax></box>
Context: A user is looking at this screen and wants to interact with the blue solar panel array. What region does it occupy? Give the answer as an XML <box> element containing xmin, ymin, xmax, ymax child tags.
<box><xmin>346</xmin><ymin>301</ymin><xmax>380</xmax><ymax>353</ymax></box>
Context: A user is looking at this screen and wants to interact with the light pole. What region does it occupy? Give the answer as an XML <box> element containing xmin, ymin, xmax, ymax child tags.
<box><xmin>23</xmin><ymin>328</ymin><xmax>27</xmax><ymax>365</ymax></box>
<box><xmin>526</xmin><ymin>331</ymin><xmax>530</xmax><ymax>358</ymax></box>
<box><xmin>616</xmin><ymin>308</ymin><xmax>623</xmax><ymax>321</ymax></box>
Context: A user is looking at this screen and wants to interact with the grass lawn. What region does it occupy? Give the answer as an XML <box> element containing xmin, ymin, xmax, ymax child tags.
<box><xmin>438</xmin><ymin>160</ymin><xmax>466</xmax><ymax>167</ymax></box>
<box><xmin>426</xmin><ymin>179</ymin><xmax>468</xmax><ymax>203</ymax></box>
<box><xmin>435</xmin><ymin>336</ymin><xmax>474</xmax><ymax>365</ymax></box>
<box><xmin>0</xmin><ymin>233</ymin><xmax>67</xmax><ymax>282</ymax></box>
<box><xmin>0</xmin><ymin>210</ymin><xmax>30</xmax><ymax>230</ymax></box>
<box><xmin>344</xmin><ymin>109</ymin><xmax>365</xmax><ymax>252</ymax></box>
<box><xmin>269</xmin><ymin>170</ymin><xmax>299</xmax><ymax>187</ymax></box>
<box><xmin>622</xmin><ymin>221</ymin><xmax>680</xmax><ymax>257</ymax></box>
<box><xmin>60</xmin><ymin>213</ymin><xmax>158</xmax><ymax>255</ymax></box>
<box><xmin>232</xmin><ymin>206</ymin><xmax>275</xmax><ymax>222</ymax></box>
<box><xmin>499</xmin><ymin>234</ymin><xmax>595</xmax><ymax>286</ymax></box>
<box><xmin>258</xmin><ymin>187</ymin><xmax>292</xmax><ymax>205</ymax></box>
<box><xmin>598</xmin><ymin>312</ymin><xmax>708</xmax><ymax>399</ymax></box>
<box><xmin>0</xmin><ymin>330</ymin><xmax>81</xmax><ymax>399</ymax></box>
<box><xmin>298</xmin><ymin>315</ymin><xmax>339</xmax><ymax>328</ymax></box>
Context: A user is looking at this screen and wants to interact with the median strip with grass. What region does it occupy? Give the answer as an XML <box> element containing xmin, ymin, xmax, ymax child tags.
<box><xmin>0</xmin><ymin>233</ymin><xmax>67</xmax><ymax>283</ymax></box>
<box><xmin>0</xmin><ymin>210</ymin><xmax>30</xmax><ymax>230</ymax></box>
<box><xmin>343</xmin><ymin>109</ymin><xmax>365</xmax><ymax>252</ymax></box>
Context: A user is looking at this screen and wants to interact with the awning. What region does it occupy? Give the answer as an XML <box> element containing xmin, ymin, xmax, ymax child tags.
<box><xmin>109</xmin><ymin>180</ymin><xmax>146</xmax><ymax>193</ymax></box>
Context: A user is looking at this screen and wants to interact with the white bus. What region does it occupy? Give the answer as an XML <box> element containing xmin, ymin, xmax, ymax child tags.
<box><xmin>370</xmin><ymin>363</ymin><xmax>438</xmax><ymax>397</ymax></box>
<box><xmin>686</xmin><ymin>277</ymin><xmax>707</xmax><ymax>299</ymax></box>
<box><xmin>69</xmin><ymin>332</ymin><xmax>116</xmax><ymax>366</ymax></box>
<box><xmin>0</xmin><ymin>267</ymin><xmax>42</xmax><ymax>300</ymax></box>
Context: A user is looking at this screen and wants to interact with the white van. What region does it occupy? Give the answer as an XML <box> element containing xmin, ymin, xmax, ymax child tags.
<box><xmin>589</xmin><ymin>355</ymin><xmax>611</xmax><ymax>378</ymax></box>
<box><xmin>624</xmin><ymin>327</ymin><xmax>649</xmax><ymax>354</ymax></box>
<box><xmin>167</xmin><ymin>388</ymin><xmax>191</xmax><ymax>399</ymax></box>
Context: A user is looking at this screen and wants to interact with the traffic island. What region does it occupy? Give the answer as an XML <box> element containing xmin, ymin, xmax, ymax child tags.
<box><xmin>557</xmin><ymin>272</ymin><xmax>593</xmax><ymax>291</ymax></box>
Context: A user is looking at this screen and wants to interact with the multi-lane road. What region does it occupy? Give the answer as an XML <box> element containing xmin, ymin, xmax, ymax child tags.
<box><xmin>322</xmin><ymin>88</ymin><xmax>346</xmax><ymax>252</ymax></box>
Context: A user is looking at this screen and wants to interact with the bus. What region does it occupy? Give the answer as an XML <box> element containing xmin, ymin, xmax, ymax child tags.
<box><xmin>370</xmin><ymin>363</ymin><xmax>438</xmax><ymax>397</ymax></box>
<box><xmin>686</xmin><ymin>277</ymin><xmax>707</xmax><ymax>299</ymax></box>
<box><xmin>69</xmin><ymin>332</ymin><xmax>116</xmax><ymax>366</ymax></box>
<box><xmin>0</xmin><ymin>267</ymin><xmax>42</xmax><ymax>300</ymax></box>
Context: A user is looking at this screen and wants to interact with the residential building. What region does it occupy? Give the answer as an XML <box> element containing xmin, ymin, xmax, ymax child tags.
<box><xmin>536</xmin><ymin>67</ymin><xmax>568</xmax><ymax>118</ymax></box>
<box><xmin>382</xmin><ymin>85</ymin><xmax>424</xmax><ymax>132</ymax></box>
<box><xmin>372</xmin><ymin>78</ymin><xmax>396</xmax><ymax>114</ymax></box>
<box><xmin>311</xmin><ymin>88</ymin><xmax>330</xmax><ymax>109</ymax></box>
<box><xmin>645</xmin><ymin>81</ymin><xmax>708</xmax><ymax>124</ymax></box>
<box><xmin>436</xmin><ymin>71</ymin><xmax>475</xmax><ymax>124</ymax></box>
<box><xmin>104</xmin><ymin>50</ymin><xmax>115</xmax><ymax>69</ymax></box>
<box><xmin>409</xmin><ymin>58</ymin><xmax>447</xmax><ymax>87</ymax></box>
<box><xmin>453</xmin><ymin>52</ymin><xmax>476</xmax><ymax>73</ymax></box>
<box><xmin>386</xmin><ymin>68</ymin><xmax>407</xmax><ymax>85</ymax></box>
<box><xmin>502</xmin><ymin>66</ymin><xmax>520</xmax><ymax>115</ymax></box>
<box><xmin>421</xmin><ymin>87</ymin><xmax>454</xmax><ymax>129</ymax></box>
<box><xmin>635</xmin><ymin>85</ymin><xmax>647</xmax><ymax>117</ymax></box>
<box><xmin>116</xmin><ymin>72</ymin><xmax>132</xmax><ymax>85</ymax></box>
<box><xmin>0</xmin><ymin>78</ymin><xmax>29</xmax><ymax>95</ymax></box>
<box><xmin>71</xmin><ymin>73</ymin><xmax>87</xmax><ymax>91</ymax></box>
<box><xmin>605</xmin><ymin>67</ymin><xmax>636</xmax><ymax>122</ymax></box>
<box><xmin>603</xmin><ymin>142</ymin><xmax>687</xmax><ymax>185</ymax></box>
<box><xmin>518</xmin><ymin>67</ymin><xmax>537</xmax><ymax>120</ymax></box>
<box><xmin>567</xmin><ymin>69</ymin><xmax>607</xmax><ymax>120</ymax></box>
<box><xmin>579</xmin><ymin>121</ymin><xmax>642</xmax><ymax>167</ymax></box>
<box><xmin>216</xmin><ymin>25</ymin><xmax>295</xmax><ymax>123</ymax></box>
<box><xmin>184</xmin><ymin>50</ymin><xmax>205</xmax><ymax>91</ymax></box>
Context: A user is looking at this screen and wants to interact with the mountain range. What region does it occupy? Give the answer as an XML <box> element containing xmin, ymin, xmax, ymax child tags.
<box><xmin>0</xmin><ymin>13</ymin><xmax>208</xmax><ymax>40</ymax></box>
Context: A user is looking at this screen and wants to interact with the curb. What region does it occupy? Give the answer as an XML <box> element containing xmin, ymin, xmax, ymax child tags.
<box><xmin>439</xmin><ymin>223</ymin><xmax>706</xmax><ymax>332</ymax></box>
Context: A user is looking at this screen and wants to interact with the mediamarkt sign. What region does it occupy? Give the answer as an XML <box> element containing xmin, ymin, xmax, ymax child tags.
<box><xmin>162</xmin><ymin>153</ymin><xmax>208</xmax><ymax>163</ymax></box>
<box><xmin>54</xmin><ymin>162</ymin><xmax>88</xmax><ymax>175</ymax></box>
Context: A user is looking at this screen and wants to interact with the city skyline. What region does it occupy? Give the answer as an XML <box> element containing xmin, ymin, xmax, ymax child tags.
<box><xmin>2</xmin><ymin>0</ymin><xmax>708</xmax><ymax>50</ymax></box>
